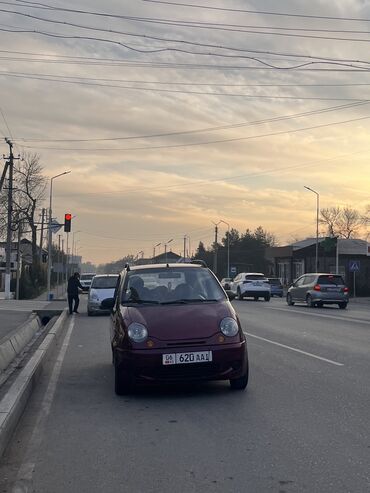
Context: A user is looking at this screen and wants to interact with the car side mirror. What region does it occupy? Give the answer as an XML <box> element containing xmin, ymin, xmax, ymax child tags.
<box><xmin>226</xmin><ymin>290</ymin><xmax>236</xmax><ymax>301</ymax></box>
<box><xmin>101</xmin><ymin>297</ymin><xmax>115</xmax><ymax>310</ymax></box>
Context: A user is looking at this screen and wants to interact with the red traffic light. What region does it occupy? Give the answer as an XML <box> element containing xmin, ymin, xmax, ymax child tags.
<box><xmin>64</xmin><ymin>213</ymin><xmax>72</xmax><ymax>232</ymax></box>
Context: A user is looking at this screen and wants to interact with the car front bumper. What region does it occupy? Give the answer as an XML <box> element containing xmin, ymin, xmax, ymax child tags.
<box><xmin>115</xmin><ymin>341</ymin><xmax>248</xmax><ymax>383</ymax></box>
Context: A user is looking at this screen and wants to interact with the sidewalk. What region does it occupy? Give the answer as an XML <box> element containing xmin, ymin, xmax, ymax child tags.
<box><xmin>349</xmin><ymin>296</ymin><xmax>370</xmax><ymax>304</ymax></box>
<box><xmin>33</xmin><ymin>282</ymin><xmax>67</xmax><ymax>302</ymax></box>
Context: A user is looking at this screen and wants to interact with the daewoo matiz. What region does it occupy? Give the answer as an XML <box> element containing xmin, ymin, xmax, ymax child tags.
<box><xmin>103</xmin><ymin>263</ymin><xmax>249</xmax><ymax>395</ymax></box>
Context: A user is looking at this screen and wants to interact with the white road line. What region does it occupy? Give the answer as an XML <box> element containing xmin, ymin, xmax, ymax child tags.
<box><xmin>12</xmin><ymin>315</ymin><xmax>75</xmax><ymax>493</ymax></box>
<box><xmin>269</xmin><ymin>306</ymin><xmax>370</xmax><ymax>325</ymax></box>
<box><xmin>244</xmin><ymin>331</ymin><xmax>344</xmax><ymax>366</ymax></box>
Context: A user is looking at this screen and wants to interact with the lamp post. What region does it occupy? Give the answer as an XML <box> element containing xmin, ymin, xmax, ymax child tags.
<box><xmin>72</xmin><ymin>230</ymin><xmax>81</xmax><ymax>268</ymax></box>
<box><xmin>153</xmin><ymin>242</ymin><xmax>161</xmax><ymax>260</ymax></box>
<box><xmin>304</xmin><ymin>186</ymin><xmax>320</xmax><ymax>272</ymax></box>
<box><xmin>47</xmin><ymin>171</ymin><xmax>71</xmax><ymax>301</ymax></box>
<box><xmin>164</xmin><ymin>238</ymin><xmax>173</xmax><ymax>263</ymax></box>
<box><xmin>219</xmin><ymin>220</ymin><xmax>230</xmax><ymax>278</ymax></box>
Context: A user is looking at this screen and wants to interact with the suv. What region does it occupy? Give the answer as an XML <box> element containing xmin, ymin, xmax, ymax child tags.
<box><xmin>268</xmin><ymin>277</ymin><xmax>284</xmax><ymax>297</ymax></box>
<box><xmin>287</xmin><ymin>273</ymin><xmax>349</xmax><ymax>309</ymax></box>
<box><xmin>230</xmin><ymin>272</ymin><xmax>271</xmax><ymax>301</ymax></box>
<box><xmin>220</xmin><ymin>278</ymin><xmax>232</xmax><ymax>290</ymax></box>
<box><xmin>79</xmin><ymin>273</ymin><xmax>96</xmax><ymax>291</ymax></box>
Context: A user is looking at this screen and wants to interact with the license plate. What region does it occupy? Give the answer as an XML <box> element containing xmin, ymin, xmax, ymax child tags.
<box><xmin>327</xmin><ymin>287</ymin><xmax>340</xmax><ymax>291</ymax></box>
<box><xmin>162</xmin><ymin>351</ymin><xmax>212</xmax><ymax>365</ymax></box>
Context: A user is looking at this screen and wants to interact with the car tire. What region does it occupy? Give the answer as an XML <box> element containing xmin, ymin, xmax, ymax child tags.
<box><xmin>287</xmin><ymin>293</ymin><xmax>294</xmax><ymax>306</ymax></box>
<box><xmin>279</xmin><ymin>294</ymin><xmax>283</xmax><ymax>298</ymax></box>
<box><xmin>230</xmin><ymin>361</ymin><xmax>249</xmax><ymax>390</ymax></box>
<box><xmin>237</xmin><ymin>288</ymin><xmax>243</xmax><ymax>300</ymax></box>
<box><xmin>338</xmin><ymin>302</ymin><xmax>347</xmax><ymax>310</ymax></box>
<box><xmin>264</xmin><ymin>295</ymin><xmax>270</xmax><ymax>302</ymax></box>
<box><xmin>306</xmin><ymin>294</ymin><xmax>315</xmax><ymax>308</ymax></box>
<box><xmin>114</xmin><ymin>362</ymin><xmax>133</xmax><ymax>396</ymax></box>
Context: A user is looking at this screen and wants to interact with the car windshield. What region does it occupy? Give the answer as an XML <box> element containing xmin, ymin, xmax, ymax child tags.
<box><xmin>121</xmin><ymin>267</ymin><xmax>226</xmax><ymax>304</ymax></box>
<box><xmin>317</xmin><ymin>275</ymin><xmax>345</xmax><ymax>285</ymax></box>
<box><xmin>269</xmin><ymin>278</ymin><xmax>281</xmax><ymax>285</ymax></box>
<box><xmin>91</xmin><ymin>276</ymin><xmax>118</xmax><ymax>289</ymax></box>
<box><xmin>80</xmin><ymin>274</ymin><xmax>95</xmax><ymax>281</ymax></box>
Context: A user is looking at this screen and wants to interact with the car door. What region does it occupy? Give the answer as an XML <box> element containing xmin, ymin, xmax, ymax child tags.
<box><xmin>291</xmin><ymin>276</ymin><xmax>306</xmax><ymax>301</ymax></box>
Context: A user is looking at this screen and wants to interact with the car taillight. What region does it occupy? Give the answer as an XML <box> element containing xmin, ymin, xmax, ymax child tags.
<box><xmin>313</xmin><ymin>284</ymin><xmax>321</xmax><ymax>291</ymax></box>
<box><xmin>343</xmin><ymin>287</ymin><xmax>349</xmax><ymax>293</ymax></box>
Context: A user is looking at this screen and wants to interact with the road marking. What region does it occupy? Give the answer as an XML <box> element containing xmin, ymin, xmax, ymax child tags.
<box><xmin>12</xmin><ymin>315</ymin><xmax>75</xmax><ymax>493</ymax></box>
<box><xmin>244</xmin><ymin>331</ymin><xmax>344</xmax><ymax>366</ymax></box>
<box><xmin>269</xmin><ymin>306</ymin><xmax>370</xmax><ymax>325</ymax></box>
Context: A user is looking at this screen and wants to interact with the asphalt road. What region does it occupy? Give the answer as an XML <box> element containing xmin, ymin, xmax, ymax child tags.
<box><xmin>0</xmin><ymin>296</ymin><xmax>369</xmax><ymax>492</ymax></box>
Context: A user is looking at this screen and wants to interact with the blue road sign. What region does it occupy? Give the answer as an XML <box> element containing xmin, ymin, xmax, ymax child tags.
<box><xmin>349</xmin><ymin>260</ymin><xmax>360</xmax><ymax>272</ymax></box>
<box><xmin>230</xmin><ymin>266</ymin><xmax>237</xmax><ymax>276</ymax></box>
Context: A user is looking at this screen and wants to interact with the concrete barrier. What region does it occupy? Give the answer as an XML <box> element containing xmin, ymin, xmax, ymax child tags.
<box><xmin>0</xmin><ymin>309</ymin><xmax>68</xmax><ymax>458</ymax></box>
<box><xmin>0</xmin><ymin>313</ymin><xmax>41</xmax><ymax>373</ymax></box>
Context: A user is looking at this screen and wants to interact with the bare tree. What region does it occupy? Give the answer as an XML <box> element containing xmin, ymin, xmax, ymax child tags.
<box><xmin>0</xmin><ymin>153</ymin><xmax>46</xmax><ymax>263</ymax></box>
<box><xmin>320</xmin><ymin>206</ymin><xmax>362</xmax><ymax>239</ymax></box>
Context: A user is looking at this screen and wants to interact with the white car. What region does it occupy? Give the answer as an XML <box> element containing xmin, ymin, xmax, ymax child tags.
<box><xmin>79</xmin><ymin>272</ymin><xmax>96</xmax><ymax>291</ymax></box>
<box><xmin>87</xmin><ymin>274</ymin><xmax>119</xmax><ymax>316</ymax></box>
<box><xmin>230</xmin><ymin>272</ymin><xmax>271</xmax><ymax>301</ymax></box>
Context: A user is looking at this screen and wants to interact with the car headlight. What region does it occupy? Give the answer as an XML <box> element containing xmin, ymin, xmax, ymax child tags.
<box><xmin>90</xmin><ymin>290</ymin><xmax>99</xmax><ymax>301</ymax></box>
<box><xmin>128</xmin><ymin>322</ymin><xmax>148</xmax><ymax>343</ymax></box>
<box><xmin>220</xmin><ymin>317</ymin><xmax>239</xmax><ymax>337</ymax></box>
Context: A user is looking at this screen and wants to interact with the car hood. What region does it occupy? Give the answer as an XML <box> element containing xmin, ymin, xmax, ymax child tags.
<box><xmin>123</xmin><ymin>301</ymin><xmax>235</xmax><ymax>340</ymax></box>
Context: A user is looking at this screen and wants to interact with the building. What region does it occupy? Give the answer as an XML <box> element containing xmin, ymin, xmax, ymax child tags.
<box><xmin>266</xmin><ymin>238</ymin><xmax>370</xmax><ymax>295</ymax></box>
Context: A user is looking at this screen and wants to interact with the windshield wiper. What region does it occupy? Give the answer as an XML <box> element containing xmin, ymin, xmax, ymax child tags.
<box><xmin>122</xmin><ymin>299</ymin><xmax>160</xmax><ymax>305</ymax></box>
<box><xmin>160</xmin><ymin>298</ymin><xmax>218</xmax><ymax>305</ymax></box>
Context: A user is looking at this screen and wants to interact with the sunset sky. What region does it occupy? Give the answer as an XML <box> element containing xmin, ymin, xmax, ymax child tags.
<box><xmin>1</xmin><ymin>0</ymin><xmax>370</xmax><ymax>264</ymax></box>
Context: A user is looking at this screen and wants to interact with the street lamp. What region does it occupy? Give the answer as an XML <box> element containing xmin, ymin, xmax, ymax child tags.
<box><xmin>304</xmin><ymin>186</ymin><xmax>320</xmax><ymax>272</ymax></box>
<box><xmin>153</xmin><ymin>242</ymin><xmax>161</xmax><ymax>260</ymax></box>
<box><xmin>47</xmin><ymin>171</ymin><xmax>71</xmax><ymax>301</ymax></box>
<box><xmin>219</xmin><ymin>220</ymin><xmax>230</xmax><ymax>278</ymax></box>
<box><xmin>164</xmin><ymin>238</ymin><xmax>173</xmax><ymax>263</ymax></box>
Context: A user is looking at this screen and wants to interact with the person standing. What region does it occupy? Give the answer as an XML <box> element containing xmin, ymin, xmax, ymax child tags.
<box><xmin>67</xmin><ymin>272</ymin><xmax>83</xmax><ymax>314</ymax></box>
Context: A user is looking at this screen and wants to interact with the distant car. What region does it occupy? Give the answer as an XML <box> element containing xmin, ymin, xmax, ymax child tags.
<box><xmin>286</xmin><ymin>273</ymin><xmax>349</xmax><ymax>309</ymax></box>
<box><xmin>87</xmin><ymin>274</ymin><xmax>119</xmax><ymax>316</ymax></box>
<box><xmin>103</xmin><ymin>262</ymin><xmax>248</xmax><ymax>394</ymax></box>
<box><xmin>220</xmin><ymin>278</ymin><xmax>232</xmax><ymax>290</ymax></box>
<box><xmin>229</xmin><ymin>272</ymin><xmax>271</xmax><ymax>301</ymax></box>
<box><xmin>79</xmin><ymin>273</ymin><xmax>96</xmax><ymax>291</ymax></box>
<box><xmin>268</xmin><ymin>278</ymin><xmax>284</xmax><ymax>297</ymax></box>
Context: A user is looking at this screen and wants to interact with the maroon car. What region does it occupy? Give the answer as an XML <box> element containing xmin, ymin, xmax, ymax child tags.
<box><xmin>104</xmin><ymin>263</ymin><xmax>249</xmax><ymax>395</ymax></box>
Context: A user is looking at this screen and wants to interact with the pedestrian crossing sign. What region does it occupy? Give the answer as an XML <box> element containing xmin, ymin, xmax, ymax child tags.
<box><xmin>349</xmin><ymin>260</ymin><xmax>360</xmax><ymax>272</ymax></box>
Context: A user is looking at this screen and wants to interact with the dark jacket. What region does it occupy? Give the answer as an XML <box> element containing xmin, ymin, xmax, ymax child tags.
<box><xmin>67</xmin><ymin>276</ymin><xmax>83</xmax><ymax>296</ymax></box>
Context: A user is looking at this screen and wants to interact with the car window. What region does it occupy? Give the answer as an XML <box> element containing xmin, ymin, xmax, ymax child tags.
<box><xmin>295</xmin><ymin>277</ymin><xmax>305</xmax><ymax>287</ymax></box>
<box><xmin>80</xmin><ymin>274</ymin><xmax>95</xmax><ymax>281</ymax></box>
<box><xmin>245</xmin><ymin>274</ymin><xmax>266</xmax><ymax>281</ymax></box>
<box><xmin>303</xmin><ymin>275</ymin><xmax>316</xmax><ymax>285</ymax></box>
<box><xmin>317</xmin><ymin>275</ymin><xmax>345</xmax><ymax>285</ymax></box>
<box><xmin>121</xmin><ymin>267</ymin><xmax>226</xmax><ymax>304</ymax></box>
<box><xmin>91</xmin><ymin>276</ymin><xmax>119</xmax><ymax>289</ymax></box>
<box><xmin>268</xmin><ymin>278</ymin><xmax>281</xmax><ymax>285</ymax></box>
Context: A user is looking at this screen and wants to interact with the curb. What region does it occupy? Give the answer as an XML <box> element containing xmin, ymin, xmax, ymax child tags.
<box><xmin>0</xmin><ymin>308</ymin><xmax>68</xmax><ymax>458</ymax></box>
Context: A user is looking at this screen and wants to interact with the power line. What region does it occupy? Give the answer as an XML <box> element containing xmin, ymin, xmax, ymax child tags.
<box><xmin>11</xmin><ymin>102</ymin><xmax>370</xmax><ymax>142</ymax></box>
<box><xmin>0</xmin><ymin>106</ymin><xmax>14</xmax><ymax>139</ymax></box>
<box><xmin>2</xmin><ymin>70</ymin><xmax>370</xmax><ymax>100</ymax></box>
<box><xmin>18</xmin><ymin>114</ymin><xmax>370</xmax><ymax>152</ymax></box>
<box><xmin>142</xmin><ymin>0</ymin><xmax>370</xmax><ymax>23</ymax></box>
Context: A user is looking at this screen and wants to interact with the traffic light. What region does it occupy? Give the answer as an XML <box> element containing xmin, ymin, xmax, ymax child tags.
<box><xmin>64</xmin><ymin>213</ymin><xmax>72</xmax><ymax>232</ymax></box>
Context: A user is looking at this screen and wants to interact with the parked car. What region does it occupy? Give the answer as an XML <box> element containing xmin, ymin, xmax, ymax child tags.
<box><xmin>103</xmin><ymin>263</ymin><xmax>249</xmax><ymax>395</ymax></box>
<box><xmin>220</xmin><ymin>277</ymin><xmax>232</xmax><ymax>290</ymax></box>
<box><xmin>79</xmin><ymin>273</ymin><xmax>96</xmax><ymax>291</ymax></box>
<box><xmin>286</xmin><ymin>273</ymin><xmax>349</xmax><ymax>309</ymax></box>
<box><xmin>268</xmin><ymin>277</ymin><xmax>284</xmax><ymax>297</ymax></box>
<box><xmin>229</xmin><ymin>272</ymin><xmax>271</xmax><ymax>301</ymax></box>
<box><xmin>87</xmin><ymin>274</ymin><xmax>119</xmax><ymax>316</ymax></box>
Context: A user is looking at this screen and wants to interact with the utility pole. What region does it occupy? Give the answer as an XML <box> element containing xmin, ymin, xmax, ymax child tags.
<box><xmin>183</xmin><ymin>235</ymin><xmax>186</xmax><ymax>261</ymax></box>
<box><xmin>3</xmin><ymin>138</ymin><xmax>19</xmax><ymax>299</ymax></box>
<box><xmin>39</xmin><ymin>207</ymin><xmax>45</xmax><ymax>262</ymax></box>
<box><xmin>15</xmin><ymin>217</ymin><xmax>22</xmax><ymax>300</ymax></box>
<box><xmin>212</xmin><ymin>222</ymin><xmax>221</xmax><ymax>275</ymax></box>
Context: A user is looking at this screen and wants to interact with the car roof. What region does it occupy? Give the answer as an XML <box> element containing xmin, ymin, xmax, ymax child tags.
<box><xmin>92</xmin><ymin>274</ymin><xmax>119</xmax><ymax>278</ymax></box>
<box><xmin>124</xmin><ymin>263</ymin><xmax>206</xmax><ymax>273</ymax></box>
<box><xmin>240</xmin><ymin>272</ymin><xmax>265</xmax><ymax>276</ymax></box>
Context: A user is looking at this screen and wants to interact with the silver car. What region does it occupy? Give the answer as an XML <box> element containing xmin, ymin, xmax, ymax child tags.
<box><xmin>287</xmin><ymin>273</ymin><xmax>349</xmax><ymax>309</ymax></box>
<box><xmin>87</xmin><ymin>274</ymin><xmax>119</xmax><ymax>316</ymax></box>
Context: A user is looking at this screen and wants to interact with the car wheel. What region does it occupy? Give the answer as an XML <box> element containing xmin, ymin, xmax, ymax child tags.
<box><xmin>338</xmin><ymin>302</ymin><xmax>347</xmax><ymax>310</ymax></box>
<box><xmin>237</xmin><ymin>288</ymin><xmax>244</xmax><ymax>300</ymax></box>
<box><xmin>287</xmin><ymin>293</ymin><xmax>294</xmax><ymax>306</ymax></box>
<box><xmin>114</xmin><ymin>362</ymin><xmax>133</xmax><ymax>396</ymax></box>
<box><xmin>306</xmin><ymin>294</ymin><xmax>315</xmax><ymax>308</ymax></box>
<box><xmin>230</xmin><ymin>362</ymin><xmax>249</xmax><ymax>390</ymax></box>
<box><xmin>264</xmin><ymin>294</ymin><xmax>270</xmax><ymax>302</ymax></box>
<box><xmin>279</xmin><ymin>294</ymin><xmax>283</xmax><ymax>298</ymax></box>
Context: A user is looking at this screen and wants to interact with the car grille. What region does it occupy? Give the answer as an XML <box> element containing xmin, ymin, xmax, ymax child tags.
<box><xmin>166</xmin><ymin>340</ymin><xmax>206</xmax><ymax>347</ymax></box>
